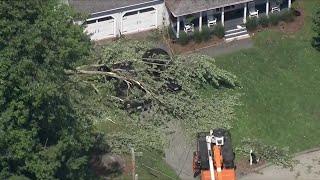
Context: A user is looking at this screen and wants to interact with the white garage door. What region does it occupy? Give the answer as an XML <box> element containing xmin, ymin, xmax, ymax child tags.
<box><xmin>122</xmin><ymin>7</ymin><xmax>156</xmax><ymax>34</ymax></box>
<box><xmin>85</xmin><ymin>16</ymin><xmax>115</xmax><ymax>40</ymax></box>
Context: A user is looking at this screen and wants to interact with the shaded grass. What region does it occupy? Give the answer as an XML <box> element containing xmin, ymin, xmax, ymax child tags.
<box><xmin>215</xmin><ymin>0</ymin><xmax>320</xmax><ymax>153</ymax></box>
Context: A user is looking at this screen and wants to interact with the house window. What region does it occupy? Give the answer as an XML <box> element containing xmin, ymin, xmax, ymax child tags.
<box><xmin>85</xmin><ymin>19</ymin><xmax>96</xmax><ymax>24</ymax></box>
<box><xmin>216</xmin><ymin>8</ymin><xmax>221</xmax><ymax>12</ymax></box>
<box><xmin>98</xmin><ymin>16</ymin><xmax>113</xmax><ymax>22</ymax></box>
<box><xmin>139</xmin><ymin>7</ymin><xmax>155</xmax><ymax>13</ymax></box>
<box><xmin>124</xmin><ymin>11</ymin><xmax>138</xmax><ymax>17</ymax></box>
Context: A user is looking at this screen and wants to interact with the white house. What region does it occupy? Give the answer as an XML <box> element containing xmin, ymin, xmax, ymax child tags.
<box><xmin>69</xmin><ymin>0</ymin><xmax>293</xmax><ymax>41</ymax></box>
<box><xmin>68</xmin><ymin>0</ymin><xmax>169</xmax><ymax>40</ymax></box>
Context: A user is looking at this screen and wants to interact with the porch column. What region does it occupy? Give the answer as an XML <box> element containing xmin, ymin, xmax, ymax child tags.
<box><xmin>266</xmin><ymin>0</ymin><xmax>269</xmax><ymax>16</ymax></box>
<box><xmin>221</xmin><ymin>7</ymin><xmax>225</xmax><ymax>26</ymax></box>
<box><xmin>199</xmin><ymin>12</ymin><xmax>203</xmax><ymax>31</ymax></box>
<box><xmin>176</xmin><ymin>16</ymin><xmax>180</xmax><ymax>38</ymax></box>
<box><xmin>243</xmin><ymin>3</ymin><xmax>247</xmax><ymax>23</ymax></box>
<box><xmin>288</xmin><ymin>0</ymin><xmax>292</xmax><ymax>9</ymax></box>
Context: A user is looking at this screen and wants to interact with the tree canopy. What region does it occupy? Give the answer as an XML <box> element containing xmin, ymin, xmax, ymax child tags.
<box><xmin>0</xmin><ymin>0</ymin><xmax>103</xmax><ymax>179</ymax></box>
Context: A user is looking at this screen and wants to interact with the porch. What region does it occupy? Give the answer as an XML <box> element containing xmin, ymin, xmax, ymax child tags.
<box><xmin>167</xmin><ymin>0</ymin><xmax>293</xmax><ymax>38</ymax></box>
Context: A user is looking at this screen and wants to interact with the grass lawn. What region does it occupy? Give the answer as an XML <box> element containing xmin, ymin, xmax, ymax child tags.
<box><xmin>215</xmin><ymin>0</ymin><xmax>320</xmax><ymax>153</ymax></box>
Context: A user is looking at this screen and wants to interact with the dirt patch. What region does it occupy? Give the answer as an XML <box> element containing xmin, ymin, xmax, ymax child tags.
<box><xmin>168</xmin><ymin>36</ymin><xmax>224</xmax><ymax>55</ymax></box>
<box><xmin>278</xmin><ymin>9</ymin><xmax>304</xmax><ymax>34</ymax></box>
<box><xmin>236</xmin><ymin>157</ymin><xmax>267</xmax><ymax>177</ymax></box>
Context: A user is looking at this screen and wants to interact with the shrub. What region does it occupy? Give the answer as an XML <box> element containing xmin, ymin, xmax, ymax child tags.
<box><xmin>177</xmin><ymin>31</ymin><xmax>189</xmax><ymax>45</ymax></box>
<box><xmin>269</xmin><ymin>14</ymin><xmax>281</xmax><ymax>26</ymax></box>
<box><xmin>193</xmin><ymin>29</ymin><xmax>202</xmax><ymax>43</ymax></box>
<box><xmin>280</xmin><ymin>9</ymin><xmax>295</xmax><ymax>22</ymax></box>
<box><xmin>258</xmin><ymin>15</ymin><xmax>269</xmax><ymax>28</ymax></box>
<box><xmin>213</xmin><ymin>23</ymin><xmax>225</xmax><ymax>38</ymax></box>
<box><xmin>201</xmin><ymin>26</ymin><xmax>211</xmax><ymax>41</ymax></box>
<box><xmin>167</xmin><ymin>27</ymin><xmax>176</xmax><ymax>40</ymax></box>
<box><xmin>246</xmin><ymin>17</ymin><xmax>258</xmax><ymax>31</ymax></box>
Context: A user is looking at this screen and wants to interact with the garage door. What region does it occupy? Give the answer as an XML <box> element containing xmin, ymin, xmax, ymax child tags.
<box><xmin>85</xmin><ymin>16</ymin><xmax>115</xmax><ymax>40</ymax></box>
<box><xmin>122</xmin><ymin>7</ymin><xmax>156</xmax><ymax>34</ymax></box>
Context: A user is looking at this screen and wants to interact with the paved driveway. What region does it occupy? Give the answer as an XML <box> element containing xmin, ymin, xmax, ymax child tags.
<box><xmin>240</xmin><ymin>149</ymin><xmax>320</xmax><ymax>180</ymax></box>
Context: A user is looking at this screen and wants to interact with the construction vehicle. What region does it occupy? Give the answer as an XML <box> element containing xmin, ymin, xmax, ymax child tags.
<box><xmin>192</xmin><ymin>129</ymin><xmax>236</xmax><ymax>180</ymax></box>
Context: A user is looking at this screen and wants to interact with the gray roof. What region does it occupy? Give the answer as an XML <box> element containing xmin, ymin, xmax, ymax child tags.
<box><xmin>166</xmin><ymin>0</ymin><xmax>253</xmax><ymax>17</ymax></box>
<box><xmin>69</xmin><ymin>0</ymin><xmax>161</xmax><ymax>14</ymax></box>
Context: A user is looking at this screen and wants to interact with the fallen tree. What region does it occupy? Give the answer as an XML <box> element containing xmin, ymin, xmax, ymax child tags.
<box><xmin>68</xmin><ymin>39</ymin><xmax>240</xmax><ymax>153</ymax></box>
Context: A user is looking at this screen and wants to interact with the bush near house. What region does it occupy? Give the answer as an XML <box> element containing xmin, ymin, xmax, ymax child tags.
<box><xmin>177</xmin><ymin>31</ymin><xmax>190</xmax><ymax>45</ymax></box>
<box><xmin>167</xmin><ymin>27</ymin><xmax>176</xmax><ymax>40</ymax></box>
<box><xmin>280</xmin><ymin>9</ymin><xmax>295</xmax><ymax>22</ymax></box>
<box><xmin>213</xmin><ymin>23</ymin><xmax>225</xmax><ymax>38</ymax></box>
<box><xmin>269</xmin><ymin>13</ymin><xmax>281</xmax><ymax>26</ymax></box>
<box><xmin>258</xmin><ymin>15</ymin><xmax>269</xmax><ymax>28</ymax></box>
<box><xmin>201</xmin><ymin>26</ymin><xmax>212</xmax><ymax>41</ymax></box>
<box><xmin>193</xmin><ymin>29</ymin><xmax>203</xmax><ymax>43</ymax></box>
<box><xmin>246</xmin><ymin>17</ymin><xmax>258</xmax><ymax>31</ymax></box>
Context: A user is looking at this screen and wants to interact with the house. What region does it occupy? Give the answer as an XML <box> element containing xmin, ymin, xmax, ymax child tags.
<box><xmin>68</xmin><ymin>0</ymin><xmax>293</xmax><ymax>41</ymax></box>
<box><xmin>68</xmin><ymin>0</ymin><xmax>169</xmax><ymax>40</ymax></box>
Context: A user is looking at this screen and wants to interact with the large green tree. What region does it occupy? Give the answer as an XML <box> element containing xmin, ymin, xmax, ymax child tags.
<box><xmin>0</xmin><ymin>0</ymin><xmax>102</xmax><ymax>179</ymax></box>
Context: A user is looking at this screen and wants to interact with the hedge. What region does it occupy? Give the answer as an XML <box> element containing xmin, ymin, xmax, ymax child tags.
<box><xmin>201</xmin><ymin>26</ymin><xmax>211</xmax><ymax>41</ymax></box>
<box><xmin>177</xmin><ymin>31</ymin><xmax>189</xmax><ymax>45</ymax></box>
<box><xmin>213</xmin><ymin>23</ymin><xmax>225</xmax><ymax>38</ymax></box>
<box><xmin>246</xmin><ymin>17</ymin><xmax>258</xmax><ymax>31</ymax></box>
<box><xmin>258</xmin><ymin>15</ymin><xmax>269</xmax><ymax>28</ymax></box>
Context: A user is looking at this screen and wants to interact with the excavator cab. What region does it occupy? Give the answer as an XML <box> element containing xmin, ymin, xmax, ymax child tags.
<box><xmin>192</xmin><ymin>129</ymin><xmax>236</xmax><ymax>180</ymax></box>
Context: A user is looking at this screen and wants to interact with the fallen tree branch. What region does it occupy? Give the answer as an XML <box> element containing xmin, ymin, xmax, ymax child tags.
<box><xmin>66</xmin><ymin>69</ymin><xmax>151</xmax><ymax>94</ymax></box>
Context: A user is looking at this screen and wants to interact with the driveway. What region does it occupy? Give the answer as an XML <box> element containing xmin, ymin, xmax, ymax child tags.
<box><xmin>240</xmin><ymin>149</ymin><xmax>320</xmax><ymax>180</ymax></box>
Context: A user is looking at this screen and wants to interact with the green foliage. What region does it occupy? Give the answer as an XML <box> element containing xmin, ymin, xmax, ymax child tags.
<box><xmin>201</xmin><ymin>26</ymin><xmax>212</xmax><ymax>41</ymax></box>
<box><xmin>193</xmin><ymin>29</ymin><xmax>203</xmax><ymax>43</ymax></box>
<box><xmin>269</xmin><ymin>14</ymin><xmax>281</xmax><ymax>26</ymax></box>
<box><xmin>167</xmin><ymin>27</ymin><xmax>176</xmax><ymax>40</ymax></box>
<box><xmin>0</xmin><ymin>0</ymin><xmax>102</xmax><ymax>179</ymax></box>
<box><xmin>177</xmin><ymin>31</ymin><xmax>189</xmax><ymax>45</ymax></box>
<box><xmin>80</xmin><ymin>40</ymin><xmax>240</xmax><ymax>153</ymax></box>
<box><xmin>213</xmin><ymin>23</ymin><xmax>225</xmax><ymax>38</ymax></box>
<box><xmin>246</xmin><ymin>17</ymin><xmax>258</xmax><ymax>31</ymax></box>
<box><xmin>280</xmin><ymin>9</ymin><xmax>295</xmax><ymax>22</ymax></box>
<box><xmin>236</xmin><ymin>138</ymin><xmax>293</xmax><ymax>167</ymax></box>
<box><xmin>258</xmin><ymin>15</ymin><xmax>270</xmax><ymax>28</ymax></box>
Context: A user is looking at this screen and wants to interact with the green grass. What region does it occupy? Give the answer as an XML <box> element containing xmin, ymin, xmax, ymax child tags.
<box><xmin>215</xmin><ymin>0</ymin><xmax>320</xmax><ymax>153</ymax></box>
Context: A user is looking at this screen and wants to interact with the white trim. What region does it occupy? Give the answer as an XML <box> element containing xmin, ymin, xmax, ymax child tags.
<box><xmin>221</xmin><ymin>7</ymin><xmax>225</xmax><ymax>26</ymax></box>
<box><xmin>225</xmin><ymin>27</ymin><xmax>246</xmax><ymax>33</ymax></box>
<box><xmin>288</xmin><ymin>0</ymin><xmax>292</xmax><ymax>9</ymax></box>
<box><xmin>199</xmin><ymin>12</ymin><xmax>202</xmax><ymax>31</ymax></box>
<box><xmin>176</xmin><ymin>16</ymin><xmax>180</xmax><ymax>38</ymax></box>
<box><xmin>90</xmin><ymin>0</ymin><xmax>160</xmax><ymax>15</ymax></box>
<box><xmin>266</xmin><ymin>0</ymin><xmax>269</xmax><ymax>16</ymax></box>
<box><xmin>243</xmin><ymin>3</ymin><xmax>247</xmax><ymax>23</ymax></box>
<box><xmin>225</xmin><ymin>30</ymin><xmax>248</xmax><ymax>37</ymax></box>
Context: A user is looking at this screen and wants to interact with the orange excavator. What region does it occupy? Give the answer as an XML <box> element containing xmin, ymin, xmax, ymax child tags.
<box><xmin>192</xmin><ymin>129</ymin><xmax>236</xmax><ymax>180</ymax></box>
